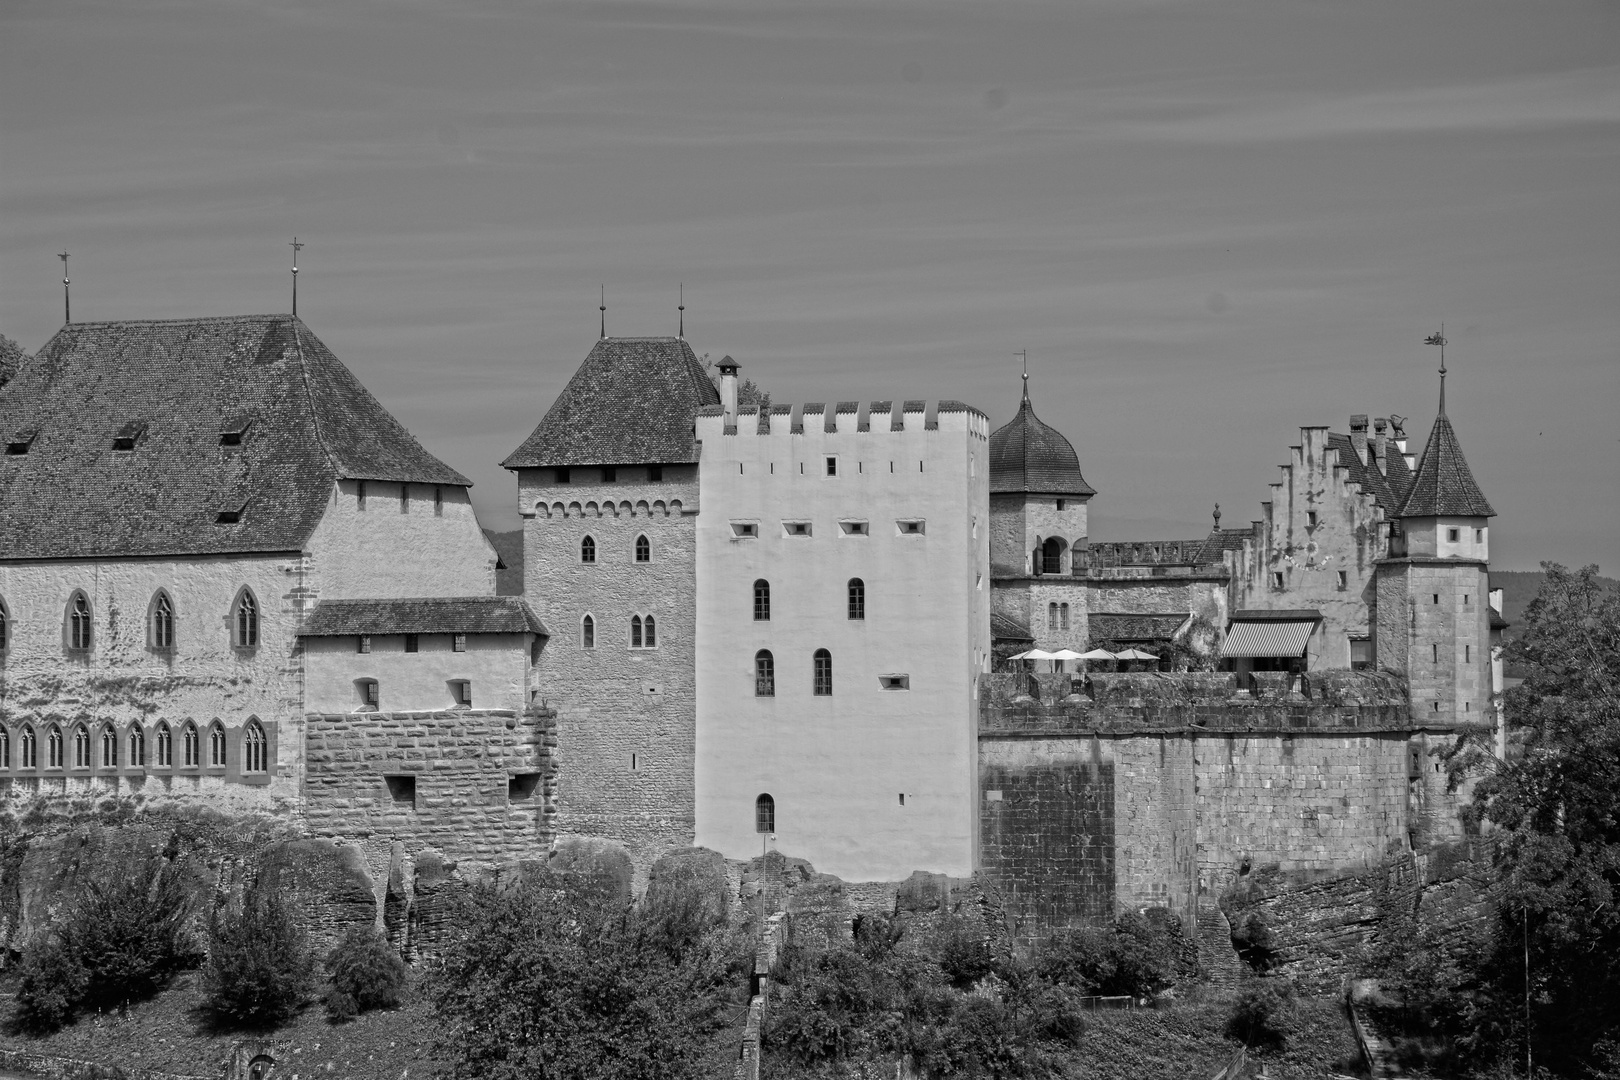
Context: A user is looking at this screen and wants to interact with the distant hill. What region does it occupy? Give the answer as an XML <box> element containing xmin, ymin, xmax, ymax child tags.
<box><xmin>484</xmin><ymin>529</ymin><xmax>524</xmax><ymax>595</ymax></box>
<box><xmin>1489</xmin><ymin>568</ymin><xmax>1615</xmax><ymax>640</ymax></box>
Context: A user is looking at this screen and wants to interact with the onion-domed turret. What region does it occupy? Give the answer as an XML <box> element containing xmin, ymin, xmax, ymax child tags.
<box><xmin>988</xmin><ymin>378</ymin><xmax>1094</xmax><ymax>497</ymax></box>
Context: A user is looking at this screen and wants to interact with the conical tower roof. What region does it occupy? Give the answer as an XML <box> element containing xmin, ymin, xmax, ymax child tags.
<box><xmin>988</xmin><ymin>387</ymin><xmax>1094</xmax><ymax>497</ymax></box>
<box><xmin>1397</xmin><ymin>412</ymin><xmax>1494</xmax><ymax>518</ymax></box>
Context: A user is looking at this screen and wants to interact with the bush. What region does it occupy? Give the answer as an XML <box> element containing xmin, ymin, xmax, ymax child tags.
<box><xmin>935</xmin><ymin>915</ymin><xmax>995</xmax><ymax>990</ymax></box>
<box><xmin>1225</xmin><ymin>981</ymin><xmax>1298</xmax><ymax>1050</ymax></box>
<box><xmin>13</xmin><ymin>853</ymin><xmax>198</xmax><ymax>1032</ymax></box>
<box><xmin>324</xmin><ymin>927</ymin><xmax>407</xmax><ymax>1022</ymax></box>
<box><xmin>202</xmin><ymin>872</ymin><xmax>314</xmax><ymax>1029</ymax></box>
<box><xmin>1037</xmin><ymin>912</ymin><xmax>1178</xmax><ymax>998</ymax></box>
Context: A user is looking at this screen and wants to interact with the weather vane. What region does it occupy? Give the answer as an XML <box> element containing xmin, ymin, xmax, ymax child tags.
<box><xmin>678</xmin><ymin>283</ymin><xmax>685</xmax><ymax>340</ymax></box>
<box><xmin>600</xmin><ymin>285</ymin><xmax>607</xmax><ymax>339</ymax></box>
<box><xmin>1015</xmin><ymin>350</ymin><xmax>1029</xmax><ymax>402</ymax></box>
<box><xmin>1424</xmin><ymin>324</ymin><xmax>1447</xmax><ymax>413</ymax></box>
<box><xmin>58</xmin><ymin>250</ymin><xmax>71</xmax><ymax>324</ymax></box>
<box><xmin>290</xmin><ymin>238</ymin><xmax>304</xmax><ymax>318</ymax></box>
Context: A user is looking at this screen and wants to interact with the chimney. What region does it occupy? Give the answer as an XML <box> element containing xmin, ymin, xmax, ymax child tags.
<box><xmin>717</xmin><ymin>355</ymin><xmax>739</xmax><ymax>427</ymax></box>
<box><xmin>1349</xmin><ymin>414</ymin><xmax>1369</xmax><ymax>465</ymax></box>
<box><xmin>1372</xmin><ymin>417</ymin><xmax>1389</xmax><ymax>475</ymax></box>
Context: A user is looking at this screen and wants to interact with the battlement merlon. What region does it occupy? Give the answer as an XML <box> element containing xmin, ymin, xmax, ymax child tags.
<box><xmin>696</xmin><ymin>400</ymin><xmax>989</xmax><ymax>441</ymax></box>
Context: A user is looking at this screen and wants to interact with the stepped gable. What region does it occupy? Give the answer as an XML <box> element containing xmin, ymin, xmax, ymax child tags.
<box><xmin>988</xmin><ymin>394</ymin><xmax>1094</xmax><ymax>496</ymax></box>
<box><xmin>301</xmin><ymin>596</ymin><xmax>547</xmax><ymax>636</ymax></box>
<box><xmin>0</xmin><ymin>315</ymin><xmax>469</xmax><ymax>561</ymax></box>
<box><xmin>1326</xmin><ymin>430</ymin><xmax>1414</xmax><ymax>514</ymax></box>
<box><xmin>502</xmin><ymin>336</ymin><xmax>720</xmax><ymax>469</ymax></box>
<box><xmin>1397</xmin><ymin>412</ymin><xmax>1495</xmax><ymax>519</ymax></box>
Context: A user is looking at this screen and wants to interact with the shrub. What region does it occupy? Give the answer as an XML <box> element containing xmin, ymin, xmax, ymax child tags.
<box><xmin>324</xmin><ymin>927</ymin><xmax>408</xmax><ymax>1022</ymax></box>
<box><xmin>202</xmin><ymin>872</ymin><xmax>314</xmax><ymax>1029</ymax></box>
<box><xmin>1036</xmin><ymin>912</ymin><xmax>1178</xmax><ymax>998</ymax></box>
<box><xmin>935</xmin><ymin>915</ymin><xmax>995</xmax><ymax>990</ymax></box>
<box><xmin>1225</xmin><ymin>981</ymin><xmax>1298</xmax><ymax>1050</ymax></box>
<box><xmin>13</xmin><ymin>852</ymin><xmax>198</xmax><ymax>1032</ymax></box>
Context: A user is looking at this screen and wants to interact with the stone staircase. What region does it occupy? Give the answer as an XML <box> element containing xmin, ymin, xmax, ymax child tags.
<box><xmin>1196</xmin><ymin>899</ymin><xmax>1248</xmax><ymax>986</ymax></box>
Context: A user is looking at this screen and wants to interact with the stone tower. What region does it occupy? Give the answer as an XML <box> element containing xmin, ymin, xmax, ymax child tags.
<box><xmin>987</xmin><ymin>374</ymin><xmax>1096</xmax><ymax>654</ymax></box>
<box><xmin>503</xmin><ymin>337</ymin><xmax>720</xmax><ymax>874</ymax></box>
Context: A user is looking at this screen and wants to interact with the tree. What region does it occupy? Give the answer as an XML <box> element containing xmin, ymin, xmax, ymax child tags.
<box><xmin>701</xmin><ymin>354</ymin><xmax>770</xmax><ymax>413</ymax></box>
<box><xmin>202</xmin><ymin>871</ymin><xmax>315</xmax><ymax>1029</ymax></box>
<box><xmin>1452</xmin><ymin>563</ymin><xmax>1620</xmax><ymax>1073</ymax></box>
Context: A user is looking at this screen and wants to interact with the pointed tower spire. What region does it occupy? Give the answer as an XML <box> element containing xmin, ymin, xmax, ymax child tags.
<box><xmin>678</xmin><ymin>282</ymin><xmax>685</xmax><ymax>340</ymax></box>
<box><xmin>600</xmin><ymin>285</ymin><xmax>606</xmax><ymax>339</ymax></box>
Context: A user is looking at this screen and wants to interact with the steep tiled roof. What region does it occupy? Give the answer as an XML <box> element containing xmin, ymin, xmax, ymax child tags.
<box><xmin>989</xmin><ymin>396</ymin><xmax>1095</xmax><ymax>496</ymax></box>
<box><xmin>0</xmin><ymin>316</ymin><xmax>470</xmax><ymax>561</ymax></box>
<box><xmin>1397</xmin><ymin>413</ymin><xmax>1495</xmax><ymax>518</ymax></box>
<box><xmin>502</xmin><ymin>337</ymin><xmax>720</xmax><ymax>469</ymax></box>
<box><xmin>1327</xmin><ymin>432</ymin><xmax>1414</xmax><ymax>515</ymax></box>
<box><xmin>1196</xmin><ymin>529</ymin><xmax>1253</xmax><ymax>565</ymax></box>
<box><xmin>991</xmin><ymin>611</ymin><xmax>1034</xmax><ymax>642</ymax></box>
<box><xmin>301</xmin><ymin>596</ymin><xmax>546</xmax><ymax>636</ymax></box>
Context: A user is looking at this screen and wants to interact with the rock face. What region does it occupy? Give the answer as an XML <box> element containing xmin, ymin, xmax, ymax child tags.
<box><xmin>548</xmin><ymin>836</ymin><xmax>634</xmax><ymax>908</ymax></box>
<box><xmin>255</xmin><ymin>837</ymin><xmax>378</xmax><ymax>956</ymax></box>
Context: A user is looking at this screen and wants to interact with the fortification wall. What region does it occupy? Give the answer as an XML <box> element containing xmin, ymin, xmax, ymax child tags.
<box><xmin>308</xmin><ymin>479</ymin><xmax>496</xmax><ymax>599</ymax></box>
<box><xmin>303</xmin><ymin>706</ymin><xmax>554</xmax><ymax>865</ymax></box>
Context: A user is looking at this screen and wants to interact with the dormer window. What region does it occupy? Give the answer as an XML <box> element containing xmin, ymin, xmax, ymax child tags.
<box><xmin>6</xmin><ymin>429</ymin><xmax>37</xmax><ymax>456</ymax></box>
<box><xmin>112</xmin><ymin>421</ymin><xmax>146</xmax><ymax>452</ymax></box>
<box><xmin>215</xmin><ymin>497</ymin><xmax>248</xmax><ymax>525</ymax></box>
<box><xmin>219</xmin><ymin>415</ymin><xmax>253</xmax><ymax>446</ymax></box>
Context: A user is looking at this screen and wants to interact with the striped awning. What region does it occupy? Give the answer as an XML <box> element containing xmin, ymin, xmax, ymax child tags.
<box><xmin>1221</xmin><ymin>619</ymin><xmax>1316</xmax><ymax>659</ymax></box>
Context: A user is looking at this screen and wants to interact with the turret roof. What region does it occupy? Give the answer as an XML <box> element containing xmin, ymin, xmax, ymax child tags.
<box><xmin>0</xmin><ymin>315</ymin><xmax>469</xmax><ymax>561</ymax></box>
<box><xmin>1397</xmin><ymin>412</ymin><xmax>1495</xmax><ymax>519</ymax></box>
<box><xmin>988</xmin><ymin>394</ymin><xmax>1094</xmax><ymax>496</ymax></box>
<box><xmin>502</xmin><ymin>337</ymin><xmax>719</xmax><ymax>469</ymax></box>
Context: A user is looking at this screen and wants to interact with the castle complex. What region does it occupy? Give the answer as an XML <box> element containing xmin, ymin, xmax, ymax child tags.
<box><xmin>0</xmin><ymin>311</ymin><xmax>1501</xmax><ymax>938</ymax></box>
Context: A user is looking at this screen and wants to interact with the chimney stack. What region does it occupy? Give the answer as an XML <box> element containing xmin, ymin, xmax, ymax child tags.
<box><xmin>717</xmin><ymin>355</ymin><xmax>739</xmax><ymax>427</ymax></box>
<box><xmin>1349</xmin><ymin>414</ymin><xmax>1369</xmax><ymax>465</ymax></box>
<box><xmin>1372</xmin><ymin>417</ymin><xmax>1389</xmax><ymax>475</ymax></box>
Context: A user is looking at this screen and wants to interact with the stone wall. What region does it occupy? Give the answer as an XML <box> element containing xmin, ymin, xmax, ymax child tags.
<box><xmin>303</xmin><ymin>707</ymin><xmax>555</xmax><ymax>865</ymax></box>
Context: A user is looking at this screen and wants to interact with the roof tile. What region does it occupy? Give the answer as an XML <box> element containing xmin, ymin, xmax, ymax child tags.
<box><xmin>301</xmin><ymin>596</ymin><xmax>546</xmax><ymax>636</ymax></box>
<box><xmin>1397</xmin><ymin>413</ymin><xmax>1495</xmax><ymax>518</ymax></box>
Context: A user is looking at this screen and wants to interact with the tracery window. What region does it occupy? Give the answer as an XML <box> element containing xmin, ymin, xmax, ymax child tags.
<box><xmin>813</xmin><ymin>649</ymin><xmax>832</xmax><ymax>696</ymax></box>
<box><xmin>47</xmin><ymin>726</ymin><xmax>64</xmax><ymax>769</ymax></box>
<box><xmin>635</xmin><ymin>535</ymin><xmax>650</xmax><ymax>562</ymax></box>
<box><xmin>581</xmin><ymin>536</ymin><xmax>596</xmax><ymax>564</ymax></box>
<box><xmin>0</xmin><ymin>596</ymin><xmax>10</xmax><ymax>652</ymax></box>
<box><xmin>233</xmin><ymin>588</ymin><xmax>259</xmax><ymax>649</ymax></box>
<box><xmin>182</xmin><ymin>722</ymin><xmax>200</xmax><ymax>768</ymax></box>
<box><xmin>19</xmin><ymin>727</ymin><xmax>34</xmax><ymax>769</ymax></box>
<box><xmin>68</xmin><ymin>592</ymin><xmax>93</xmax><ymax>651</ymax></box>
<box><xmin>155</xmin><ymin>722</ymin><xmax>172</xmax><ymax>767</ymax></box>
<box><xmin>129</xmin><ymin>723</ymin><xmax>146</xmax><ymax>767</ymax></box>
<box><xmin>243</xmin><ymin>720</ymin><xmax>267</xmax><ymax>773</ymax></box>
<box><xmin>0</xmin><ymin>728</ymin><xmax>9</xmax><ymax>769</ymax></box>
<box><xmin>208</xmin><ymin>722</ymin><xmax>226</xmax><ymax>768</ymax></box>
<box><xmin>755</xmin><ymin>650</ymin><xmax>775</xmax><ymax>697</ymax></box>
<box><xmin>100</xmin><ymin>723</ymin><xmax>118</xmax><ymax>769</ymax></box>
<box><xmin>847</xmin><ymin>579</ymin><xmax>865</xmax><ymax>621</ymax></box>
<box><xmin>643</xmin><ymin>614</ymin><xmax>656</xmax><ymax>648</ymax></box>
<box><xmin>151</xmin><ymin>591</ymin><xmax>175</xmax><ymax>649</ymax></box>
<box><xmin>74</xmin><ymin>724</ymin><xmax>91</xmax><ymax>769</ymax></box>
<box><xmin>631</xmin><ymin>615</ymin><xmax>642</xmax><ymax>649</ymax></box>
<box><xmin>753</xmin><ymin>580</ymin><xmax>770</xmax><ymax>622</ymax></box>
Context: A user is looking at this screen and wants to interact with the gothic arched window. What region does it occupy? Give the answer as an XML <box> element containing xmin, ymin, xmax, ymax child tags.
<box><xmin>755</xmin><ymin>793</ymin><xmax>775</xmax><ymax>834</ymax></box>
<box><xmin>155</xmin><ymin>722</ymin><xmax>172</xmax><ymax>767</ymax></box>
<box><xmin>129</xmin><ymin>723</ymin><xmax>146</xmax><ymax>768</ymax></box>
<box><xmin>73</xmin><ymin>724</ymin><xmax>91</xmax><ymax>769</ymax></box>
<box><xmin>753</xmin><ymin>580</ymin><xmax>770</xmax><ymax>622</ymax></box>
<box><xmin>0</xmin><ymin>595</ymin><xmax>10</xmax><ymax>652</ymax></box>
<box><xmin>208</xmin><ymin>721</ymin><xmax>226</xmax><ymax>768</ymax></box>
<box><xmin>580</xmin><ymin>535</ymin><xmax>596</xmax><ymax>564</ymax></box>
<box><xmin>19</xmin><ymin>726</ymin><xmax>36</xmax><ymax>769</ymax></box>
<box><xmin>635</xmin><ymin>535</ymin><xmax>650</xmax><ymax>562</ymax></box>
<box><xmin>847</xmin><ymin>579</ymin><xmax>865</xmax><ymax>621</ymax></box>
<box><xmin>1041</xmin><ymin>537</ymin><xmax>1065</xmax><ymax>575</ymax></box>
<box><xmin>581</xmin><ymin>614</ymin><xmax>596</xmax><ymax>649</ymax></box>
<box><xmin>233</xmin><ymin>589</ymin><xmax>259</xmax><ymax>649</ymax></box>
<box><xmin>643</xmin><ymin>614</ymin><xmax>656</xmax><ymax>648</ymax></box>
<box><xmin>631</xmin><ymin>615</ymin><xmax>643</xmax><ymax>649</ymax></box>
<box><xmin>67</xmin><ymin>591</ymin><xmax>93</xmax><ymax>651</ymax></box>
<box><xmin>813</xmin><ymin>649</ymin><xmax>832</xmax><ymax>696</ymax></box>
<box><xmin>100</xmin><ymin>723</ymin><xmax>118</xmax><ymax>769</ymax></box>
<box><xmin>47</xmin><ymin>726</ymin><xmax>64</xmax><ymax>769</ymax></box>
<box><xmin>243</xmin><ymin>719</ymin><xmax>267</xmax><ymax>773</ymax></box>
<box><xmin>182</xmin><ymin>722</ymin><xmax>200</xmax><ymax>768</ymax></box>
<box><xmin>150</xmin><ymin>590</ymin><xmax>175</xmax><ymax>650</ymax></box>
<box><xmin>755</xmin><ymin>650</ymin><xmax>775</xmax><ymax>697</ymax></box>
<box><xmin>0</xmin><ymin>728</ymin><xmax>9</xmax><ymax>769</ymax></box>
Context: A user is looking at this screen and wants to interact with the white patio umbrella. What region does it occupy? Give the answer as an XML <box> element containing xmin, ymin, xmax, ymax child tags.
<box><xmin>1008</xmin><ymin>648</ymin><xmax>1057</xmax><ymax>661</ymax></box>
<box><xmin>1114</xmin><ymin>648</ymin><xmax>1160</xmax><ymax>661</ymax></box>
<box><xmin>1047</xmin><ymin>649</ymin><xmax>1084</xmax><ymax>661</ymax></box>
<box><xmin>1076</xmin><ymin>648</ymin><xmax>1118</xmax><ymax>661</ymax></box>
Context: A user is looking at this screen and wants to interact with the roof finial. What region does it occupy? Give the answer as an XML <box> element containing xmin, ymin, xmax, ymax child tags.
<box><xmin>1213</xmin><ymin>503</ymin><xmax>1222</xmax><ymax>529</ymax></box>
<box><xmin>678</xmin><ymin>282</ymin><xmax>685</xmax><ymax>339</ymax></box>
<box><xmin>290</xmin><ymin>237</ymin><xmax>304</xmax><ymax>318</ymax></box>
<box><xmin>58</xmin><ymin>250</ymin><xmax>70</xmax><ymax>324</ymax></box>
<box><xmin>1424</xmin><ymin>325</ymin><xmax>1447</xmax><ymax>415</ymax></box>
<box><xmin>1016</xmin><ymin>349</ymin><xmax>1029</xmax><ymax>405</ymax></box>
<box><xmin>600</xmin><ymin>285</ymin><xmax>606</xmax><ymax>339</ymax></box>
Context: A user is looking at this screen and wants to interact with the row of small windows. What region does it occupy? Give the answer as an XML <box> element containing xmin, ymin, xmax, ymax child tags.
<box><xmin>0</xmin><ymin>590</ymin><xmax>259</xmax><ymax>654</ymax></box>
<box><xmin>751</xmin><ymin>579</ymin><xmax>865</xmax><ymax>622</ymax></box>
<box><xmin>0</xmin><ymin>719</ymin><xmax>266</xmax><ymax>773</ymax></box>
<box><xmin>354</xmin><ymin>482</ymin><xmax>448</xmax><ymax>516</ymax></box>
<box><xmin>579</xmin><ymin>614</ymin><xmax>657</xmax><ymax>650</ymax></box>
<box><xmin>553</xmin><ymin>466</ymin><xmax>663</xmax><ymax>484</ymax></box>
<box><xmin>579</xmin><ymin>535</ymin><xmax>653</xmax><ymax>564</ymax></box>
<box><xmin>355</xmin><ymin>679</ymin><xmax>473</xmax><ymax>710</ymax></box>
<box><xmin>754</xmin><ymin>649</ymin><xmax>834</xmax><ymax>697</ymax></box>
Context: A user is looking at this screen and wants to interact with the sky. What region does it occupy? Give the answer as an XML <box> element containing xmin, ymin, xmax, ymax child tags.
<box><xmin>2</xmin><ymin>0</ymin><xmax>1616</xmax><ymax>571</ymax></box>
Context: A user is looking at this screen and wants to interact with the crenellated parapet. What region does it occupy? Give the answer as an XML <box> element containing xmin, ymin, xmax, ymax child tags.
<box><xmin>696</xmin><ymin>399</ymin><xmax>990</xmax><ymax>441</ymax></box>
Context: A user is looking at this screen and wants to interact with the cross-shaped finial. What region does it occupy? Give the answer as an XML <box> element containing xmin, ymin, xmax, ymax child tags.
<box><xmin>1016</xmin><ymin>350</ymin><xmax>1029</xmax><ymax>403</ymax></box>
<box><xmin>58</xmin><ymin>251</ymin><xmax>71</xmax><ymax>324</ymax></box>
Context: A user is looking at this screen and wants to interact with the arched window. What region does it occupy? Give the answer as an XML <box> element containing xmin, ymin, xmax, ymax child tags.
<box><xmin>635</xmin><ymin>535</ymin><xmax>651</xmax><ymax>562</ymax></box>
<box><xmin>755</xmin><ymin>793</ymin><xmax>775</xmax><ymax>834</ymax></box>
<box><xmin>20</xmin><ymin>727</ymin><xmax>36</xmax><ymax>769</ymax></box>
<box><xmin>182</xmin><ymin>722</ymin><xmax>199</xmax><ymax>767</ymax></box>
<box><xmin>47</xmin><ymin>726</ymin><xmax>64</xmax><ymax>769</ymax></box>
<box><xmin>631</xmin><ymin>615</ymin><xmax>643</xmax><ymax>649</ymax></box>
<box><xmin>847</xmin><ymin>579</ymin><xmax>865</xmax><ymax>621</ymax></box>
<box><xmin>580</xmin><ymin>535</ymin><xmax>596</xmax><ymax>564</ymax></box>
<box><xmin>233</xmin><ymin>589</ymin><xmax>259</xmax><ymax>648</ymax></box>
<box><xmin>243</xmin><ymin>720</ymin><xmax>267</xmax><ymax>773</ymax></box>
<box><xmin>1048</xmin><ymin>602</ymin><xmax>1058</xmax><ymax>630</ymax></box>
<box><xmin>581</xmin><ymin>614</ymin><xmax>596</xmax><ymax>649</ymax></box>
<box><xmin>643</xmin><ymin>615</ymin><xmax>656</xmax><ymax>648</ymax></box>
<box><xmin>150</xmin><ymin>590</ymin><xmax>175</xmax><ymax>649</ymax></box>
<box><xmin>100</xmin><ymin>723</ymin><xmax>118</xmax><ymax>769</ymax></box>
<box><xmin>753</xmin><ymin>580</ymin><xmax>770</xmax><ymax>622</ymax></box>
<box><xmin>129</xmin><ymin>723</ymin><xmax>146</xmax><ymax>767</ymax></box>
<box><xmin>813</xmin><ymin>649</ymin><xmax>832</xmax><ymax>696</ymax></box>
<box><xmin>755</xmin><ymin>650</ymin><xmax>775</xmax><ymax>697</ymax></box>
<box><xmin>0</xmin><ymin>728</ymin><xmax>9</xmax><ymax>769</ymax></box>
<box><xmin>67</xmin><ymin>591</ymin><xmax>93</xmax><ymax>651</ymax></box>
<box><xmin>0</xmin><ymin>595</ymin><xmax>10</xmax><ymax>652</ymax></box>
<box><xmin>1041</xmin><ymin>537</ymin><xmax>1065</xmax><ymax>575</ymax></box>
<box><xmin>1060</xmin><ymin>603</ymin><xmax>1070</xmax><ymax>631</ymax></box>
<box><xmin>73</xmin><ymin>724</ymin><xmax>91</xmax><ymax>769</ymax></box>
<box><xmin>208</xmin><ymin>722</ymin><xmax>226</xmax><ymax>768</ymax></box>
<box><xmin>155</xmin><ymin>722</ymin><xmax>172</xmax><ymax>767</ymax></box>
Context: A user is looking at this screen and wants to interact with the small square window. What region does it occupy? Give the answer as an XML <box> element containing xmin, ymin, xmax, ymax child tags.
<box><xmin>878</xmin><ymin>674</ymin><xmax>910</xmax><ymax>691</ymax></box>
<box><xmin>1336</xmin><ymin>570</ymin><xmax>1348</xmax><ymax>590</ymax></box>
<box><xmin>555</xmin><ymin>468</ymin><xmax>570</xmax><ymax>484</ymax></box>
<box><xmin>453</xmin><ymin>633</ymin><xmax>467</xmax><ymax>653</ymax></box>
<box><xmin>1474</xmin><ymin>528</ymin><xmax>1483</xmax><ymax>543</ymax></box>
<box><xmin>1056</xmin><ymin>499</ymin><xmax>1066</xmax><ymax>511</ymax></box>
<box><xmin>1271</xmin><ymin>571</ymin><xmax>1284</xmax><ymax>590</ymax></box>
<box><xmin>839</xmin><ymin>521</ymin><xmax>868</xmax><ymax>536</ymax></box>
<box><xmin>601</xmin><ymin>467</ymin><xmax>616</xmax><ymax>483</ymax></box>
<box><xmin>384</xmin><ymin>775</ymin><xmax>415</xmax><ymax>807</ymax></box>
<box><xmin>1433</xmin><ymin>594</ymin><xmax>1440</xmax><ymax>604</ymax></box>
<box><xmin>450</xmin><ymin>680</ymin><xmax>472</xmax><ymax>708</ymax></box>
<box><xmin>649</xmin><ymin>466</ymin><xmax>663</xmax><ymax>482</ymax></box>
<box><xmin>1447</xmin><ymin>528</ymin><xmax>1459</xmax><ymax>543</ymax></box>
<box><xmin>897</xmin><ymin>520</ymin><xmax>925</xmax><ymax>536</ymax></box>
<box><xmin>357</xmin><ymin>635</ymin><xmax>372</xmax><ymax>654</ymax></box>
<box><xmin>404</xmin><ymin>634</ymin><xmax>419</xmax><ymax>653</ymax></box>
<box><xmin>358</xmin><ymin>679</ymin><xmax>379</xmax><ymax>710</ymax></box>
<box><xmin>825</xmin><ymin>456</ymin><xmax>837</xmax><ymax>477</ymax></box>
<box><xmin>1306</xmin><ymin>511</ymin><xmax>1318</xmax><ymax>528</ymax></box>
<box><xmin>509</xmin><ymin>772</ymin><xmax>541</xmax><ymax>800</ymax></box>
<box><xmin>731</xmin><ymin>522</ymin><xmax>758</xmax><ymax>539</ymax></box>
<box><xmin>784</xmin><ymin>521</ymin><xmax>811</xmax><ymax>537</ymax></box>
